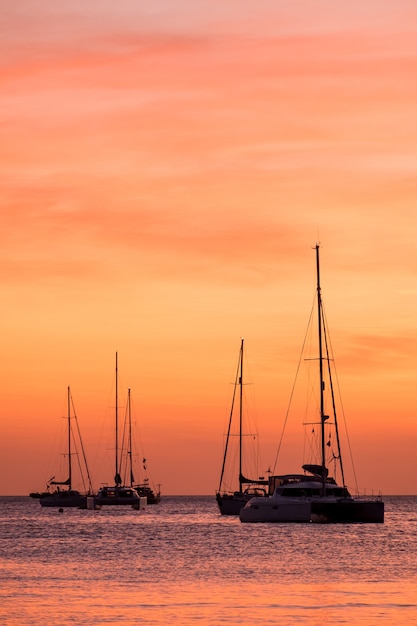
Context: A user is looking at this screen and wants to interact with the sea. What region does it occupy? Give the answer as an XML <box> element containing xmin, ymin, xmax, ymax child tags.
<box><xmin>1</xmin><ymin>495</ymin><xmax>417</xmax><ymax>625</ymax></box>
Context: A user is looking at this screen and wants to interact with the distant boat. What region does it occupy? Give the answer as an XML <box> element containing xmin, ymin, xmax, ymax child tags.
<box><xmin>216</xmin><ymin>338</ymin><xmax>268</xmax><ymax>515</ymax></box>
<box><xmin>38</xmin><ymin>387</ymin><xmax>94</xmax><ymax>508</ymax></box>
<box><xmin>121</xmin><ymin>387</ymin><xmax>161</xmax><ymax>504</ymax></box>
<box><xmin>240</xmin><ymin>245</ymin><xmax>384</xmax><ymax>523</ymax></box>
<box><xmin>134</xmin><ymin>481</ymin><xmax>160</xmax><ymax>504</ymax></box>
<box><xmin>92</xmin><ymin>354</ymin><xmax>142</xmax><ymax>510</ymax></box>
<box><xmin>29</xmin><ymin>491</ymin><xmax>49</xmax><ymax>499</ymax></box>
<box><xmin>94</xmin><ymin>485</ymin><xmax>140</xmax><ymax>508</ymax></box>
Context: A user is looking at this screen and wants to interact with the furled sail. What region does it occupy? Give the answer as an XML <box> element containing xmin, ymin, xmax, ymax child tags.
<box><xmin>239</xmin><ymin>473</ymin><xmax>268</xmax><ymax>485</ymax></box>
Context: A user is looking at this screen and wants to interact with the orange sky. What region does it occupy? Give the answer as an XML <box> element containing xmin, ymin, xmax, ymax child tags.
<box><xmin>2</xmin><ymin>1</ymin><xmax>417</xmax><ymax>496</ymax></box>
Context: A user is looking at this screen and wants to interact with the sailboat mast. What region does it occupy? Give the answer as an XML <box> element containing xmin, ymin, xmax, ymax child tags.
<box><xmin>67</xmin><ymin>386</ymin><xmax>72</xmax><ymax>491</ymax></box>
<box><xmin>315</xmin><ymin>245</ymin><xmax>327</xmax><ymax>494</ymax></box>
<box><xmin>128</xmin><ymin>387</ymin><xmax>134</xmax><ymax>487</ymax></box>
<box><xmin>114</xmin><ymin>352</ymin><xmax>122</xmax><ymax>486</ymax></box>
<box><xmin>239</xmin><ymin>338</ymin><xmax>244</xmax><ymax>494</ymax></box>
<box><xmin>217</xmin><ymin>344</ymin><xmax>240</xmax><ymax>494</ymax></box>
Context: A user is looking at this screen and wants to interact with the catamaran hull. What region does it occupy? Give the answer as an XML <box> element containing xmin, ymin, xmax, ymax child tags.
<box><xmin>91</xmin><ymin>497</ymin><xmax>142</xmax><ymax>510</ymax></box>
<box><xmin>311</xmin><ymin>499</ymin><xmax>384</xmax><ymax>523</ymax></box>
<box><xmin>239</xmin><ymin>499</ymin><xmax>311</xmax><ymax>523</ymax></box>
<box><xmin>94</xmin><ymin>499</ymin><xmax>140</xmax><ymax>509</ymax></box>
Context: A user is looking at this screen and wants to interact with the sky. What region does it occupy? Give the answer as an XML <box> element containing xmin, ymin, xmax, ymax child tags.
<box><xmin>2</xmin><ymin>0</ymin><xmax>417</xmax><ymax>496</ymax></box>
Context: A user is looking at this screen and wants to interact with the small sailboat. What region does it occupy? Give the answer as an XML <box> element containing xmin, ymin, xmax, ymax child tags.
<box><xmin>134</xmin><ymin>479</ymin><xmax>161</xmax><ymax>504</ymax></box>
<box><xmin>120</xmin><ymin>387</ymin><xmax>161</xmax><ymax>504</ymax></box>
<box><xmin>240</xmin><ymin>245</ymin><xmax>384</xmax><ymax>523</ymax></box>
<box><xmin>93</xmin><ymin>353</ymin><xmax>142</xmax><ymax>509</ymax></box>
<box><xmin>39</xmin><ymin>387</ymin><xmax>94</xmax><ymax>508</ymax></box>
<box><xmin>216</xmin><ymin>338</ymin><xmax>268</xmax><ymax>515</ymax></box>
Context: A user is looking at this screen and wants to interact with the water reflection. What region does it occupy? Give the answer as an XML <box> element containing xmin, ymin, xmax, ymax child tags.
<box><xmin>1</xmin><ymin>496</ymin><xmax>416</xmax><ymax>625</ymax></box>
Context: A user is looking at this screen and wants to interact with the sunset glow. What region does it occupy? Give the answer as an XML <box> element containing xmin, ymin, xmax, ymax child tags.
<box><xmin>2</xmin><ymin>1</ymin><xmax>417</xmax><ymax>496</ymax></box>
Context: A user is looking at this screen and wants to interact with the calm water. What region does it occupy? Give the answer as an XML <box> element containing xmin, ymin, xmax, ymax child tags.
<box><xmin>1</xmin><ymin>495</ymin><xmax>417</xmax><ymax>625</ymax></box>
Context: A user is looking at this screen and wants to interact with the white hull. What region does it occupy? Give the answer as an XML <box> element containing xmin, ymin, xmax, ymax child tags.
<box><xmin>239</xmin><ymin>496</ymin><xmax>311</xmax><ymax>523</ymax></box>
<box><xmin>238</xmin><ymin>474</ymin><xmax>352</xmax><ymax>523</ymax></box>
<box><xmin>239</xmin><ymin>491</ymin><xmax>384</xmax><ymax>524</ymax></box>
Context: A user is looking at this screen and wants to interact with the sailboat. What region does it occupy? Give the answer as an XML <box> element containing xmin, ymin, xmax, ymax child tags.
<box><xmin>240</xmin><ymin>244</ymin><xmax>384</xmax><ymax>523</ymax></box>
<box><xmin>39</xmin><ymin>387</ymin><xmax>94</xmax><ymax>508</ymax></box>
<box><xmin>216</xmin><ymin>338</ymin><xmax>268</xmax><ymax>515</ymax></box>
<box><xmin>93</xmin><ymin>353</ymin><xmax>141</xmax><ymax>509</ymax></box>
<box><xmin>120</xmin><ymin>387</ymin><xmax>161</xmax><ymax>504</ymax></box>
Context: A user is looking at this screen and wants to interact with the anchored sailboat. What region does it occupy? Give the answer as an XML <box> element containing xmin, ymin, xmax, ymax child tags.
<box><xmin>216</xmin><ymin>338</ymin><xmax>268</xmax><ymax>515</ymax></box>
<box><xmin>240</xmin><ymin>245</ymin><xmax>384</xmax><ymax>523</ymax></box>
<box><xmin>93</xmin><ymin>353</ymin><xmax>141</xmax><ymax>509</ymax></box>
<box><xmin>120</xmin><ymin>387</ymin><xmax>161</xmax><ymax>504</ymax></box>
<box><xmin>39</xmin><ymin>387</ymin><xmax>94</xmax><ymax>508</ymax></box>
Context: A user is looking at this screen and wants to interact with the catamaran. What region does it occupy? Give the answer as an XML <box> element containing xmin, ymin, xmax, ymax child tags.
<box><xmin>240</xmin><ymin>245</ymin><xmax>384</xmax><ymax>523</ymax></box>
<box><xmin>93</xmin><ymin>353</ymin><xmax>142</xmax><ymax>509</ymax></box>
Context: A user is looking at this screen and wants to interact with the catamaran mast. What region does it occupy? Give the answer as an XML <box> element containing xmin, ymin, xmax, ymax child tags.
<box><xmin>67</xmin><ymin>386</ymin><xmax>72</xmax><ymax>491</ymax></box>
<box><xmin>114</xmin><ymin>352</ymin><xmax>122</xmax><ymax>486</ymax></box>
<box><xmin>128</xmin><ymin>387</ymin><xmax>134</xmax><ymax>486</ymax></box>
<box><xmin>238</xmin><ymin>337</ymin><xmax>244</xmax><ymax>494</ymax></box>
<box><xmin>315</xmin><ymin>244</ymin><xmax>327</xmax><ymax>495</ymax></box>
